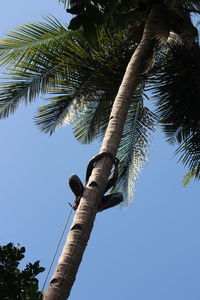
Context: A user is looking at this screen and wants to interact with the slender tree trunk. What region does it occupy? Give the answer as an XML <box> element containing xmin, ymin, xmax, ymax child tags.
<box><xmin>44</xmin><ymin>6</ymin><xmax>157</xmax><ymax>300</ymax></box>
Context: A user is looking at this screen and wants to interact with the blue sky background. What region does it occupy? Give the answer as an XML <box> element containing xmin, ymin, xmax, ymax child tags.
<box><xmin>0</xmin><ymin>2</ymin><xmax>200</xmax><ymax>300</ymax></box>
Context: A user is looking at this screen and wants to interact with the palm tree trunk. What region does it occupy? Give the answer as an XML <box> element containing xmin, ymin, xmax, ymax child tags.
<box><xmin>44</xmin><ymin>5</ymin><xmax>157</xmax><ymax>300</ymax></box>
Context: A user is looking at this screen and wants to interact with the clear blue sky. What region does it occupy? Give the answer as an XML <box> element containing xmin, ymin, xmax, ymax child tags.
<box><xmin>0</xmin><ymin>2</ymin><xmax>200</xmax><ymax>300</ymax></box>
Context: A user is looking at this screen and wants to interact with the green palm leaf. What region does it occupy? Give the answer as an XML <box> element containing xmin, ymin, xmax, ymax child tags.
<box><xmin>0</xmin><ymin>17</ymin><xmax>76</xmax><ymax>117</ymax></box>
<box><xmin>0</xmin><ymin>49</ymin><xmax>67</xmax><ymax>118</ymax></box>
<box><xmin>0</xmin><ymin>62</ymin><xmax>59</xmax><ymax>118</ymax></box>
<box><xmin>150</xmin><ymin>44</ymin><xmax>200</xmax><ymax>178</ymax></box>
<box><xmin>0</xmin><ymin>15</ymin><xmax>157</xmax><ymax>199</ymax></box>
<box><xmin>182</xmin><ymin>168</ymin><xmax>199</xmax><ymax>185</ymax></box>
<box><xmin>35</xmin><ymin>78</ymin><xmax>98</xmax><ymax>134</ymax></box>
<box><xmin>0</xmin><ymin>18</ymin><xmax>135</xmax><ymax>130</ymax></box>
<box><xmin>176</xmin><ymin>131</ymin><xmax>200</xmax><ymax>178</ymax></box>
<box><xmin>73</xmin><ymin>99</ymin><xmax>113</xmax><ymax>144</ymax></box>
<box><xmin>0</xmin><ymin>17</ymin><xmax>68</xmax><ymax>69</ymax></box>
<box><xmin>35</xmin><ymin>95</ymin><xmax>77</xmax><ymax>135</ymax></box>
<box><xmin>114</xmin><ymin>96</ymin><xmax>157</xmax><ymax>204</ymax></box>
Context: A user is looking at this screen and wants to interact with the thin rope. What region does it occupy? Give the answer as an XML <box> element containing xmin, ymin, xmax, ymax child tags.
<box><xmin>42</xmin><ymin>206</ymin><xmax>74</xmax><ymax>292</ymax></box>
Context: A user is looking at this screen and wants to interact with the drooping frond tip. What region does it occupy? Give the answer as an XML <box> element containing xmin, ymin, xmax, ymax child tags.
<box><xmin>182</xmin><ymin>169</ymin><xmax>198</xmax><ymax>186</ymax></box>
<box><xmin>58</xmin><ymin>0</ymin><xmax>68</xmax><ymax>8</ymax></box>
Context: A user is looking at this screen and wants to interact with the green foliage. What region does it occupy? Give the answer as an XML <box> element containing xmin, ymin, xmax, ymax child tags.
<box><xmin>0</xmin><ymin>18</ymin><xmax>158</xmax><ymax>199</ymax></box>
<box><xmin>115</xmin><ymin>95</ymin><xmax>157</xmax><ymax>202</ymax></box>
<box><xmin>67</xmin><ymin>2</ymin><xmax>105</xmax><ymax>43</ymax></box>
<box><xmin>62</xmin><ymin>0</ymin><xmax>200</xmax><ymax>48</ymax></box>
<box><xmin>0</xmin><ymin>243</ymin><xmax>44</xmax><ymax>300</ymax></box>
<box><xmin>150</xmin><ymin>45</ymin><xmax>200</xmax><ymax>179</ymax></box>
<box><xmin>182</xmin><ymin>169</ymin><xmax>198</xmax><ymax>185</ymax></box>
<box><xmin>64</xmin><ymin>0</ymin><xmax>147</xmax><ymax>43</ymax></box>
<box><xmin>0</xmin><ymin>19</ymin><xmax>139</xmax><ymax>133</ymax></box>
<box><xmin>0</xmin><ymin>17</ymin><xmax>71</xmax><ymax>119</ymax></box>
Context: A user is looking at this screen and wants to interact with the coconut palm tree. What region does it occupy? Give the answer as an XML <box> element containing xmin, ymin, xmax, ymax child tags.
<box><xmin>0</xmin><ymin>16</ymin><xmax>156</xmax><ymax>299</ymax></box>
<box><xmin>0</xmin><ymin>1</ymin><xmax>200</xmax><ymax>299</ymax></box>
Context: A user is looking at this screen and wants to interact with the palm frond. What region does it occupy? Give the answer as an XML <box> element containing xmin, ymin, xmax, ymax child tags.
<box><xmin>0</xmin><ymin>65</ymin><xmax>57</xmax><ymax>118</ymax></box>
<box><xmin>182</xmin><ymin>168</ymin><xmax>199</xmax><ymax>186</ymax></box>
<box><xmin>0</xmin><ymin>16</ymin><xmax>68</xmax><ymax>69</ymax></box>
<box><xmin>0</xmin><ymin>45</ymin><xmax>67</xmax><ymax>118</ymax></box>
<box><xmin>72</xmin><ymin>100</ymin><xmax>112</xmax><ymax>144</ymax></box>
<box><xmin>0</xmin><ymin>19</ymin><xmax>136</xmax><ymax>129</ymax></box>
<box><xmin>176</xmin><ymin>131</ymin><xmax>200</xmax><ymax>179</ymax></box>
<box><xmin>35</xmin><ymin>95</ymin><xmax>77</xmax><ymax>135</ymax></box>
<box><xmin>32</xmin><ymin>27</ymin><xmax>138</xmax><ymax>134</ymax></box>
<box><xmin>0</xmin><ymin>80</ymin><xmax>39</xmax><ymax>118</ymax></box>
<box><xmin>0</xmin><ymin>17</ymin><xmax>77</xmax><ymax>117</ymax></box>
<box><xmin>114</xmin><ymin>96</ymin><xmax>157</xmax><ymax>204</ymax></box>
<box><xmin>35</xmin><ymin>79</ymin><xmax>95</xmax><ymax>135</ymax></box>
<box><xmin>0</xmin><ymin>18</ymin><xmax>102</xmax><ymax>120</ymax></box>
<box><xmin>149</xmin><ymin>44</ymin><xmax>200</xmax><ymax>179</ymax></box>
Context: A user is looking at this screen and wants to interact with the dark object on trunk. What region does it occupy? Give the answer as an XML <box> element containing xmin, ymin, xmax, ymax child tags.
<box><xmin>69</xmin><ymin>174</ymin><xmax>123</xmax><ymax>212</ymax></box>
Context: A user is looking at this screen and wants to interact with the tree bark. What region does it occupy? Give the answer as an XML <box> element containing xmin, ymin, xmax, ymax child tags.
<box><xmin>44</xmin><ymin>6</ymin><xmax>157</xmax><ymax>300</ymax></box>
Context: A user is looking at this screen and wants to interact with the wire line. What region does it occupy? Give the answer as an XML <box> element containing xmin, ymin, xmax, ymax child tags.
<box><xmin>42</xmin><ymin>206</ymin><xmax>74</xmax><ymax>292</ymax></box>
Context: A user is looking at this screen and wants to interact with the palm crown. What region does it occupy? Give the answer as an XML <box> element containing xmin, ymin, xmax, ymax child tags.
<box><xmin>0</xmin><ymin>17</ymin><xmax>157</xmax><ymax>203</ymax></box>
<box><xmin>0</xmin><ymin>0</ymin><xmax>200</xmax><ymax>203</ymax></box>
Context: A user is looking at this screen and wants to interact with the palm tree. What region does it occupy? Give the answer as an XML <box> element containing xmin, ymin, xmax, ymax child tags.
<box><xmin>0</xmin><ymin>16</ymin><xmax>156</xmax><ymax>299</ymax></box>
<box><xmin>0</xmin><ymin>1</ymin><xmax>199</xmax><ymax>299</ymax></box>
